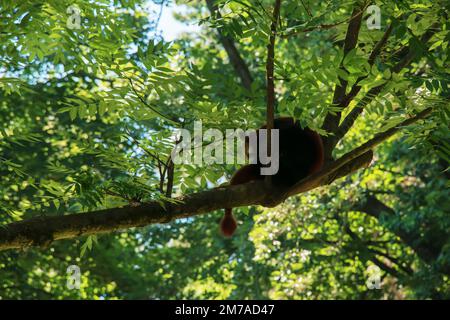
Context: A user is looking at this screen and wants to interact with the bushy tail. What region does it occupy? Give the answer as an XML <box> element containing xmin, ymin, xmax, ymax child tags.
<box><xmin>220</xmin><ymin>208</ymin><xmax>237</xmax><ymax>237</ymax></box>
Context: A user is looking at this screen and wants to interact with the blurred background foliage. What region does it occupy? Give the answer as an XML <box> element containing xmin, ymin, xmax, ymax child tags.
<box><xmin>0</xmin><ymin>0</ymin><xmax>449</xmax><ymax>299</ymax></box>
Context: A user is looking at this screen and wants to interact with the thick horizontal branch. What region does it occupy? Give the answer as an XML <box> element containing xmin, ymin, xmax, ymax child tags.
<box><xmin>0</xmin><ymin>183</ymin><xmax>266</xmax><ymax>252</ymax></box>
<box><xmin>0</xmin><ymin>109</ymin><xmax>432</xmax><ymax>252</ymax></box>
<box><xmin>0</xmin><ymin>150</ymin><xmax>372</xmax><ymax>252</ymax></box>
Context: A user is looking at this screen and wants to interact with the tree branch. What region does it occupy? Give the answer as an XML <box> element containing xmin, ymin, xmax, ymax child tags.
<box><xmin>281</xmin><ymin>20</ymin><xmax>346</xmax><ymax>38</ymax></box>
<box><xmin>336</xmin><ymin>211</ymin><xmax>406</xmax><ymax>279</ymax></box>
<box><xmin>266</xmin><ymin>0</ymin><xmax>282</xmax><ymax>127</ymax></box>
<box><xmin>127</xmin><ymin>77</ymin><xmax>180</xmax><ymax>125</ymax></box>
<box><xmin>334</xmin><ymin>84</ymin><xmax>384</xmax><ymax>142</ymax></box>
<box><xmin>369</xmin><ymin>248</ymin><xmax>413</xmax><ymax>275</ymax></box>
<box><xmin>280</xmin><ymin>3</ymin><xmax>368</xmax><ymax>39</ymax></box>
<box><xmin>337</xmin><ymin>23</ymin><xmax>393</xmax><ymax>114</ymax></box>
<box><xmin>0</xmin><ymin>98</ymin><xmax>432</xmax><ymax>251</ymax></box>
<box><xmin>3</xmin><ymin>22</ymin><xmax>435</xmax><ymax>250</ymax></box>
<box><xmin>205</xmin><ymin>0</ymin><xmax>253</xmax><ymax>91</ymax></box>
<box><xmin>300</xmin><ymin>0</ymin><xmax>312</xmax><ymax>17</ymax></box>
<box><xmin>355</xmin><ymin>194</ymin><xmax>449</xmax><ymax>275</ymax></box>
<box><xmin>370</xmin><ymin>255</ymin><xmax>404</xmax><ymax>279</ymax></box>
<box><xmin>0</xmin><ymin>140</ymin><xmax>377</xmax><ymax>252</ymax></box>
<box><xmin>334</xmin><ymin>27</ymin><xmax>437</xmax><ymax>143</ymax></box>
<box><xmin>322</xmin><ymin>4</ymin><xmax>365</xmax><ymax>157</ymax></box>
<box><xmin>165</xmin><ymin>159</ymin><xmax>175</xmax><ymax>198</ymax></box>
<box><xmin>266</xmin><ymin>0</ymin><xmax>282</xmax><ymax>154</ymax></box>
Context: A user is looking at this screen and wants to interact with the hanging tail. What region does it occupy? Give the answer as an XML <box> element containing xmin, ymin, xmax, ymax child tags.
<box><xmin>220</xmin><ymin>208</ymin><xmax>237</xmax><ymax>237</ymax></box>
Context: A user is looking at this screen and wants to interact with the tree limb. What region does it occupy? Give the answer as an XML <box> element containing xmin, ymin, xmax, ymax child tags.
<box><xmin>300</xmin><ymin>0</ymin><xmax>312</xmax><ymax>17</ymax></box>
<box><xmin>336</xmin><ymin>211</ymin><xmax>406</xmax><ymax>279</ymax></box>
<box><xmin>338</xmin><ymin>23</ymin><xmax>394</xmax><ymax>113</ymax></box>
<box><xmin>205</xmin><ymin>0</ymin><xmax>253</xmax><ymax>91</ymax></box>
<box><xmin>0</xmin><ymin>107</ymin><xmax>430</xmax><ymax>252</ymax></box>
<box><xmin>265</xmin><ymin>0</ymin><xmax>282</xmax><ymax>167</ymax></box>
<box><xmin>369</xmin><ymin>248</ymin><xmax>413</xmax><ymax>275</ymax></box>
<box><xmin>322</xmin><ymin>23</ymin><xmax>393</xmax><ymax>155</ymax></box>
<box><xmin>266</xmin><ymin>0</ymin><xmax>281</xmax><ymax>131</ymax></box>
<box><xmin>355</xmin><ymin>194</ymin><xmax>449</xmax><ymax>275</ymax></box>
<box><xmin>281</xmin><ymin>3</ymin><xmax>368</xmax><ymax>39</ymax></box>
<box><xmin>335</xmin><ymin>27</ymin><xmax>437</xmax><ymax>143</ymax></box>
<box><xmin>0</xmin><ymin>151</ymin><xmax>366</xmax><ymax>252</ymax></box>
<box><xmin>370</xmin><ymin>255</ymin><xmax>404</xmax><ymax>279</ymax></box>
<box><xmin>322</xmin><ymin>4</ymin><xmax>365</xmax><ymax>157</ymax></box>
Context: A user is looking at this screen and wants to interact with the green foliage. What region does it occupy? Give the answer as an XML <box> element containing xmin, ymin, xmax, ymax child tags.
<box><xmin>0</xmin><ymin>0</ymin><xmax>449</xmax><ymax>299</ymax></box>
